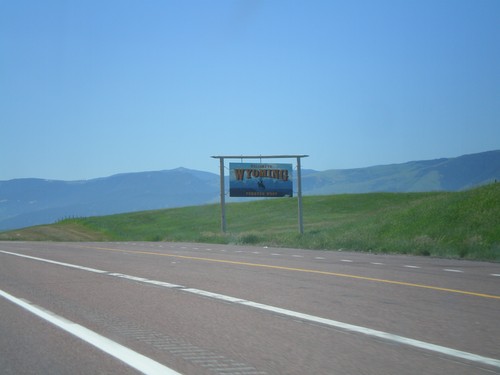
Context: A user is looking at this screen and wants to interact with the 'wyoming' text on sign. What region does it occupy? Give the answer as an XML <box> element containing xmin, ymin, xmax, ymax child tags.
<box><xmin>229</xmin><ymin>163</ymin><xmax>293</xmax><ymax>197</ymax></box>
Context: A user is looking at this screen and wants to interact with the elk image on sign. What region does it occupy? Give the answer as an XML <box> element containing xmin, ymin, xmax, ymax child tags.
<box><xmin>229</xmin><ymin>163</ymin><xmax>293</xmax><ymax>197</ymax></box>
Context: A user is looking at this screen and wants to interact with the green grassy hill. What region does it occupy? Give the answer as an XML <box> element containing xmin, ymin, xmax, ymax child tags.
<box><xmin>1</xmin><ymin>183</ymin><xmax>499</xmax><ymax>261</ymax></box>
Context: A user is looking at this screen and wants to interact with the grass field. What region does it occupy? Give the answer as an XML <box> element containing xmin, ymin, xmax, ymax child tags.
<box><xmin>1</xmin><ymin>183</ymin><xmax>499</xmax><ymax>261</ymax></box>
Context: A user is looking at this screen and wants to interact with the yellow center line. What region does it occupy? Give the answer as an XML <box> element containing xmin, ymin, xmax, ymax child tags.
<box><xmin>76</xmin><ymin>244</ymin><xmax>500</xmax><ymax>300</ymax></box>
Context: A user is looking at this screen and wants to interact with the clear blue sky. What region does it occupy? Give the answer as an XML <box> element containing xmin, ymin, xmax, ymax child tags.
<box><xmin>1</xmin><ymin>0</ymin><xmax>499</xmax><ymax>180</ymax></box>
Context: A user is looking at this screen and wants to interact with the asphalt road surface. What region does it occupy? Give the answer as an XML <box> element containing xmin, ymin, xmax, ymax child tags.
<box><xmin>1</xmin><ymin>241</ymin><xmax>499</xmax><ymax>374</ymax></box>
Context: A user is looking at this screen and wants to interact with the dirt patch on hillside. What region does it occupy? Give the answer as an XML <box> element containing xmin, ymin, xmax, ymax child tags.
<box><xmin>0</xmin><ymin>223</ymin><xmax>108</xmax><ymax>241</ymax></box>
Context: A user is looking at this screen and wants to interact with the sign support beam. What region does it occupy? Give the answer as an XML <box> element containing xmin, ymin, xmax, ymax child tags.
<box><xmin>211</xmin><ymin>155</ymin><xmax>308</xmax><ymax>234</ymax></box>
<box><xmin>218</xmin><ymin>157</ymin><xmax>227</xmax><ymax>233</ymax></box>
<box><xmin>297</xmin><ymin>156</ymin><xmax>304</xmax><ymax>234</ymax></box>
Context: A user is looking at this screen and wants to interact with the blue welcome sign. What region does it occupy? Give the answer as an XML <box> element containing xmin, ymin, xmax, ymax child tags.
<box><xmin>229</xmin><ymin>163</ymin><xmax>293</xmax><ymax>197</ymax></box>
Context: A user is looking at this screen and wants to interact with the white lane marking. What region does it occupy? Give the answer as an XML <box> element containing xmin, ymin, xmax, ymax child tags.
<box><xmin>0</xmin><ymin>250</ymin><xmax>107</xmax><ymax>274</ymax></box>
<box><xmin>340</xmin><ymin>259</ymin><xmax>353</xmax><ymax>262</ymax></box>
<box><xmin>0</xmin><ymin>288</ymin><xmax>182</xmax><ymax>375</ymax></box>
<box><xmin>292</xmin><ymin>255</ymin><xmax>303</xmax><ymax>258</ymax></box>
<box><xmin>108</xmin><ymin>273</ymin><xmax>183</xmax><ymax>289</ymax></box>
<box><xmin>2</xmin><ymin>250</ymin><xmax>500</xmax><ymax>369</ymax></box>
<box><xmin>491</xmin><ymin>274</ymin><xmax>500</xmax><ymax>277</ymax></box>
<box><xmin>371</xmin><ymin>262</ymin><xmax>384</xmax><ymax>265</ymax></box>
<box><xmin>314</xmin><ymin>257</ymin><xmax>325</xmax><ymax>260</ymax></box>
<box><xmin>271</xmin><ymin>253</ymin><xmax>281</xmax><ymax>256</ymax></box>
<box><xmin>404</xmin><ymin>265</ymin><xmax>421</xmax><ymax>269</ymax></box>
<box><xmin>444</xmin><ymin>269</ymin><xmax>464</xmax><ymax>273</ymax></box>
<box><xmin>183</xmin><ymin>288</ymin><xmax>246</xmax><ymax>304</ymax></box>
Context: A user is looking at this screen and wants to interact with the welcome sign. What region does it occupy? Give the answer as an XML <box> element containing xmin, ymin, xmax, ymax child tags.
<box><xmin>229</xmin><ymin>163</ymin><xmax>293</xmax><ymax>197</ymax></box>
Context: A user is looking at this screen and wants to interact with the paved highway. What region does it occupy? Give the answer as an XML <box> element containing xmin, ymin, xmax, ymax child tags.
<box><xmin>1</xmin><ymin>241</ymin><xmax>499</xmax><ymax>374</ymax></box>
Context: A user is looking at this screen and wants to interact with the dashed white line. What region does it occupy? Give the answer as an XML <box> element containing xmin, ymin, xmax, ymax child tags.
<box><xmin>0</xmin><ymin>251</ymin><xmax>107</xmax><ymax>274</ymax></box>
<box><xmin>492</xmin><ymin>274</ymin><xmax>500</xmax><ymax>277</ymax></box>
<box><xmin>171</xmin><ymin>247</ymin><xmax>477</xmax><ymax>279</ymax></box>
<box><xmin>0</xmin><ymin>289</ymin><xmax>182</xmax><ymax>375</ymax></box>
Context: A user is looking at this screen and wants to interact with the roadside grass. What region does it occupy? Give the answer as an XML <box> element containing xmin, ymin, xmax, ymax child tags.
<box><xmin>1</xmin><ymin>183</ymin><xmax>499</xmax><ymax>261</ymax></box>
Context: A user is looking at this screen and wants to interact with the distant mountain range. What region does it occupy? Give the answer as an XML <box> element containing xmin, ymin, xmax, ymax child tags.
<box><xmin>301</xmin><ymin>150</ymin><xmax>500</xmax><ymax>194</ymax></box>
<box><xmin>1</xmin><ymin>150</ymin><xmax>499</xmax><ymax>231</ymax></box>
